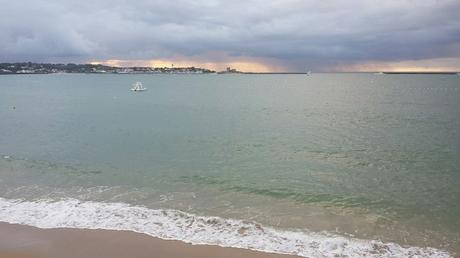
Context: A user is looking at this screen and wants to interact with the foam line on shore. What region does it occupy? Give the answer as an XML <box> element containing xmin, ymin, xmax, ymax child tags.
<box><xmin>0</xmin><ymin>197</ymin><xmax>452</xmax><ymax>258</ymax></box>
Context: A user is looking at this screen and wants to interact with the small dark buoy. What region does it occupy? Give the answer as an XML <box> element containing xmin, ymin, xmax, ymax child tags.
<box><xmin>12</xmin><ymin>106</ymin><xmax>16</xmax><ymax>109</ymax></box>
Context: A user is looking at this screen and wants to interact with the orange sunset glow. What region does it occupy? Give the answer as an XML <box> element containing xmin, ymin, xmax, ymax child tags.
<box><xmin>89</xmin><ymin>58</ymin><xmax>281</xmax><ymax>73</ymax></box>
<box><xmin>335</xmin><ymin>58</ymin><xmax>460</xmax><ymax>73</ymax></box>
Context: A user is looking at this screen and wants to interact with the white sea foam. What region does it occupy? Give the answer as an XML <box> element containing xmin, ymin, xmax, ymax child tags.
<box><xmin>0</xmin><ymin>197</ymin><xmax>452</xmax><ymax>258</ymax></box>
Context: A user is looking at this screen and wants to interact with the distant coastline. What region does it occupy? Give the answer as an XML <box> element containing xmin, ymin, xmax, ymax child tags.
<box><xmin>0</xmin><ymin>62</ymin><xmax>216</xmax><ymax>75</ymax></box>
<box><xmin>1</xmin><ymin>63</ymin><xmax>459</xmax><ymax>75</ymax></box>
<box><xmin>382</xmin><ymin>72</ymin><xmax>458</xmax><ymax>75</ymax></box>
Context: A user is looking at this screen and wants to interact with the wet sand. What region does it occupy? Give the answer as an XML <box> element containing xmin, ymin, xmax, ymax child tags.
<box><xmin>0</xmin><ymin>222</ymin><xmax>300</xmax><ymax>258</ymax></box>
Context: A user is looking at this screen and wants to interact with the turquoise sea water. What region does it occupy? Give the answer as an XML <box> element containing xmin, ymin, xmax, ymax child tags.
<box><xmin>0</xmin><ymin>74</ymin><xmax>459</xmax><ymax>256</ymax></box>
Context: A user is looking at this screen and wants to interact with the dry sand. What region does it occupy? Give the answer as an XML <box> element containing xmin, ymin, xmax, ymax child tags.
<box><xmin>0</xmin><ymin>222</ymin><xmax>301</xmax><ymax>258</ymax></box>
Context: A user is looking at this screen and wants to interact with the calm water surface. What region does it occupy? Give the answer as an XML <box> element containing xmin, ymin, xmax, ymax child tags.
<box><xmin>0</xmin><ymin>74</ymin><xmax>459</xmax><ymax>253</ymax></box>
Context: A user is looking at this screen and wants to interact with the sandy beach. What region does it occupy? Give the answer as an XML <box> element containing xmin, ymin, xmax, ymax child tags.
<box><xmin>0</xmin><ymin>222</ymin><xmax>300</xmax><ymax>258</ymax></box>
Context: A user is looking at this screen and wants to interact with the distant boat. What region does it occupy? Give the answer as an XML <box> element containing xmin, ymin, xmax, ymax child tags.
<box><xmin>375</xmin><ymin>72</ymin><xmax>384</xmax><ymax>75</ymax></box>
<box><xmin>306</xmin><ymin>70</ymin><xmax>312</xmax><ymax>76</ymax></box>
<box><xmin>130</xmin><ymin>82</ymin><xmax>147</xmax><ymax>91</ymax></box>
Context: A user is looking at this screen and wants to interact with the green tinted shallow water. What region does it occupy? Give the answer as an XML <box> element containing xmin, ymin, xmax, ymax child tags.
<box><xmin>0</xmin><ymin>74</ymin><xmax>459</xmax><ymax>252</ymax></box>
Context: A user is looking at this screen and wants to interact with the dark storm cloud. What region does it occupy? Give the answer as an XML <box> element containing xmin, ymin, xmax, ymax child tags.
<box><xmin>1</xmin><ymin>0</ymin><xmax>459</xmax><ymax>70</ymax></box>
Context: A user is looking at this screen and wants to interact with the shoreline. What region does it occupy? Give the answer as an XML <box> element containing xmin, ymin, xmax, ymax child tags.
<box><xmin>0</xmin><ymin>197</ymin><xmax>454</xmax><ymax>258</ymax></box>
<box><xmin>0</xmin><ymin>222</ymin><xmax>300</xmax><ymax>258</ymax></box>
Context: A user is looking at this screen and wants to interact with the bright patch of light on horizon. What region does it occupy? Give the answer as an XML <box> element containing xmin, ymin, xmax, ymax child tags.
<box><xmin>89</xmin><ymin>59</ymin><xmax>278</xmax><ymax>73</ymax></box>
<box><xmin>336</xmin><ymin>57</ymin><xmax>460</xmax><ymax>72</ymax></box>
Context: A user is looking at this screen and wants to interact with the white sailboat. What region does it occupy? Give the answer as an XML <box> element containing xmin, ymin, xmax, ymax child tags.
<box><xmin>306</xmin><ymin>70</ymin><xmax>312</xmax><ymax>76</ymax></box>
<box><xmin>130</xmin><ymin>81</ymin><xmax>147</xmax><ymax>91</ymax></box>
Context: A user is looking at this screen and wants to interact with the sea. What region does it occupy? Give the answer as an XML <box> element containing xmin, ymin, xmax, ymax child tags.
<box><xmin>0</xmin><ymin>73</ymin><xmax>459</xmax><ymax>257</ymax></box>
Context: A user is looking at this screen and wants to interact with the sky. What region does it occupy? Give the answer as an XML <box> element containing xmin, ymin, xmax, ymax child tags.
<box><xmin>1</xmin><ymin>0</ymin><xmax>460</xmax><ymax>72</ymax></box>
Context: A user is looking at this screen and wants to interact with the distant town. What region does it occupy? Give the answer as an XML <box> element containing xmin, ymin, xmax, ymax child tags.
<box><xmin>2</xmin><ymin>63</ymin><xmax>458</xmax><ymax>75</ymax></box>
<box><xmin>0</xmin><ymin>62</ymin><xmax>220</xmax><ymax>74</ymax></box>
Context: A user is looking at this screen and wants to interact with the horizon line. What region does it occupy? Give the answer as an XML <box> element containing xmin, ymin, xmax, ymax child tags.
<box><xmin>2</xmin><ymin>62</ymin><xmax>460</xmax><ymax>74</ymax></box>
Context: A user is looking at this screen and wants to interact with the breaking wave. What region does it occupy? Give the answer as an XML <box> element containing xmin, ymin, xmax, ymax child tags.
<box><xmin>0</xmin><ymin>197</ymin><xmax>452</xmax><ymax>258</ymax></box>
